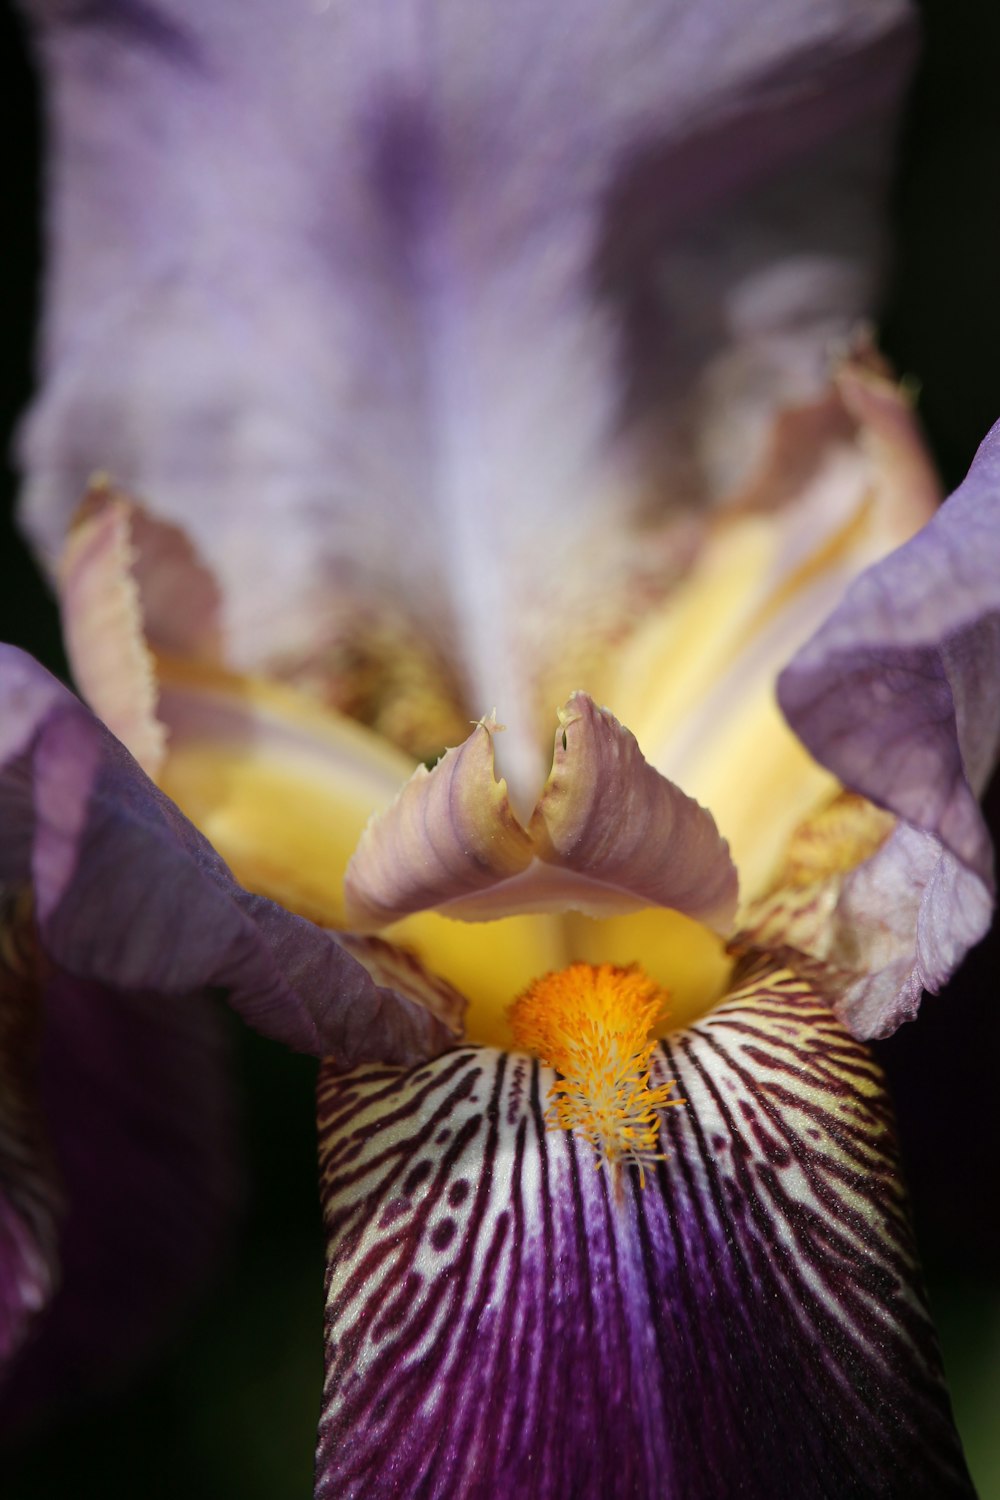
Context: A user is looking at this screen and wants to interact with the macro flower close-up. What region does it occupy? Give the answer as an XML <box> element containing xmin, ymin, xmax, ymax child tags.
<box><xmin>1</xmin><ymin>0</ymin><xmax>999</xmax><ymax>1496</ymax></box>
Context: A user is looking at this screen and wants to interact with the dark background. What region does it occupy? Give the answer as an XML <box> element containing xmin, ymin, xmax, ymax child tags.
<box><xmin>2</xmin><ymin>2</ymin><xmax>999</xmax><ymax>1494</ymax></box>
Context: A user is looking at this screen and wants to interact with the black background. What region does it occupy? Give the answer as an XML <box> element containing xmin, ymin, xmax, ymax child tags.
<box><xmin>2</xmin><ymin>3</ymin><xmax>999</xmax><ymax>1495</ymax></box>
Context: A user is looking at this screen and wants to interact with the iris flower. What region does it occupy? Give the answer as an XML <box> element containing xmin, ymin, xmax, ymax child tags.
<box><xmin>2</xmin><ymin>0</ymin><xmax>999</xmax><ymax>1494</ymax></box>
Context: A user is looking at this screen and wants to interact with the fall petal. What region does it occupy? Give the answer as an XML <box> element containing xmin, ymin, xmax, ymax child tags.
<box><xmin>345</xmin><ymin>696</ymin><xmax>737</xmax><ymax>930</ymax></box>
<box><xmin>20</xmin><ymin>0</ymin><xmax>913</xmax><ymax>793</ymax></box>
<box><xmin>0</xmin><ymin>964</ymin><xmax>238</xmax><ymax>1434</ymax></box>
<box><xmin>0</xmin><ymin>646</ymin><xmax>461</xmax><ymax>1065</ymax></box>
<box><xmin>779</xmin><ymin>418</ymin><xmax>1000</xmax><ymax>1029</ymax></box>
<box><xmin>316</xmin><ymin>954</ymin><xmax>971</xmax><ymax>1499</ymax></box>
<box><xmin>0</xmin><ymin>901</ymin><xmax>60</xmax><ymax>1377</ymax></box>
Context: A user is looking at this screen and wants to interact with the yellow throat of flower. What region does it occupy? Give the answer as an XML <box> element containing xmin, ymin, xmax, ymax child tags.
<box><xmin>509</xmin><ymin>961</ymin><xmax>685</xmax><ymax>1186</ymax></box>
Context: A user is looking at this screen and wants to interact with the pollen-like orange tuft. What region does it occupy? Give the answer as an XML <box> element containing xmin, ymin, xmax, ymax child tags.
<box><xmin>509</xmin><ymin>961</ymin><xmax>685</xmax><ymax>1187</ymax></box>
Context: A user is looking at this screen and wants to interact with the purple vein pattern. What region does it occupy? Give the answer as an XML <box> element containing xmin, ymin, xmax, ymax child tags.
<box><xmin>316</xmin><ymin>957</ymin><xmax>972</xmax><ymax>1499</ymax></box>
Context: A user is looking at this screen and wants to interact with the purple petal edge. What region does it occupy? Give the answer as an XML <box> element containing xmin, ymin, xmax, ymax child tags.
<box><xmin>779</xmin><ymin>419</ymin><xmax>1000</xmax><ymax>1025</ymax></box>
<box><xmin>0</xmin><ymin>645</ymin><xmax>457</xmax><ymax>1066</ymax></box>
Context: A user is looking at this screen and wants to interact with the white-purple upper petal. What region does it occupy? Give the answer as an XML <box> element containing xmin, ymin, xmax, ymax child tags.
<box><xmin>19</xmin><ymin>0</ymin><xmax>914</xmax><ymax>793</ymax></box>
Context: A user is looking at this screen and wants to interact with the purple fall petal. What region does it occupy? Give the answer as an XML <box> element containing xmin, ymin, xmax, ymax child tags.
<box><xmin>0</xmin><ymin>645</ymin><xmax>461</xmax><ymax>1065</ymax></box>
<box><xmin>0</xmin><ymin>906</ymin><xmax>60</xmax><ymax>1377</ymax></box>
<box><xmin>316</xmin><ymin>955</ymin><xmax>972</xmax><ymax>1499</ymax></box>
<box><xmin>779</xmin><ymin>419</ymin><xmax>1000</xmax><ymax>1032</ymax></box>
<box><xmin>0</xmin><ymin>967</ymin><xmax>239</xmax><ymax>1434</ymax></box>
<box><xmin>19</xmin><ymin>0</ymin><xmax>913</xmax><ymax>791</ymax></box>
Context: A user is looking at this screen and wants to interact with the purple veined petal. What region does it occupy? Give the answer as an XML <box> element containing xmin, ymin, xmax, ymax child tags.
<box><xmin>0</xmin><ymin>644</ymin><xmax>463</xmax><ymax>1065</ymax></box>
<box><xmin>344</xmin><ymin>694</ymin><xmax>737</xmax><ymax>932</ymax></box>
<box><xmin>778</xmin><ymin>418</ymin><xmax>1000</xmax><ymax>1032</ymax></box>
<box><xmin>19</xmin><ymin>0</ymin><xmax>914</xmax><ymax>801</ymax></box>
<box><xmin>315</xmin><ymin>952</ymin><xmax>972</xmax><ymax>1499</ymax></box>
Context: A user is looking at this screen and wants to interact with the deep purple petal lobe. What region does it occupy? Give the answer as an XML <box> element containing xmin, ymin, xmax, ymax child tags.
<box><xmin>0</xmin><ymin>902</ymin><xmax>60</xmax><ymax>1377</ymax></box>
<box><xmin>0</xmin><ymin>967</ymin><xmax>238</xmax><ymax>1433</ymax></box>
<box><xmin>0</xmin><ymin>646</ymin><xmax>460</xmax><ymax>1064</ymax></box>
<box><xmin>779</xmin><ymin>420</ymin><xmax>1000</xmax><ymax>1027</ymax></box>
<box><xmin>316</xmin><ymin>959</ymin><xmax>971</xmax><ymax>1499</ymax></box>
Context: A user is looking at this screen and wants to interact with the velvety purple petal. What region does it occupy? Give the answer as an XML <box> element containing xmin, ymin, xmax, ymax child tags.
<box><xmin>0</xmin><ymin>965</ymin><xmax>239</xmax><ymax>1435</ymax></box>
<box><xmin>344</xmin><ymin>695</ymin><xmax>737</xmax><ymax>930</ymax></box>
<box><xmin>19</xmin><ymin>0</ymin><xmax>913</xmax><ymax>795</ymax></box>
<box><xmin>779</xmin><ymin>419</ymin><xmax>1000</xmax><ymax>1028</ymax></box>
<box><xmin>0</xmin><ymin>901</ymin><xmax>60</xmax><ymax>1377</ymax></box>
<box><xmin>316</xmin><ymin>954</ymin><xmax>971</xmax><ymax>1499</ymax></box>
<box><xmin>0</xmin><ymin>645</ymin><xmax>461</xmax><ymax>1064</ymax></box>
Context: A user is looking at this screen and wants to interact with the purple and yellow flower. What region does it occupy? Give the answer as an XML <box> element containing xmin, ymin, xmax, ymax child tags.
<box><xmin>3</xmin><ymin>0</ymin><xmax>999</xmax><ymax>1494</ymax></box>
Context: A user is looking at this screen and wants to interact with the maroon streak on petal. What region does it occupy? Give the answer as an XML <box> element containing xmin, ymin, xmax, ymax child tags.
<box><xmin>344</xmin><ymin>695</ymin><xmax>737</xmax><ymax>931</ymax></box>
<box><xmin>316</xmin><ymin>955</ymin><xmax>971</xmax><ymax>1499</ymax></box>
<box><xmin>779</xmin><ymin>419</ymin><xmax>1000</xmax><ymax>1031</ymax></box>
<box><xmin>0</xmin><ymin>646</ymin><xmax>461</xmax><ymax>1065</ymax></box>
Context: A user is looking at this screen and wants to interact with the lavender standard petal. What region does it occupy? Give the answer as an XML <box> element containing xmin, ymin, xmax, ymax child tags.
<box><xmin>20</xmin><ymin>0</ymin><xmax>914</xmax><ymax>788</ymax></box>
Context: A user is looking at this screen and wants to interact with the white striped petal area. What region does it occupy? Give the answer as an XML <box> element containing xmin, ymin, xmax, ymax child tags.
<box><xmin>316</xmin><ymin>955</ymin><xmax>972</xmax><ymax>1499</ymax></box>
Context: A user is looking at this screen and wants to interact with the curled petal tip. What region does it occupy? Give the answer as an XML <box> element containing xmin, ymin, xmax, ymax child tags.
<box><xmin>58</xmin><ymin>487</ymin><xmax>166</xmax><ymax>777</ymax></box>
<box><xmin>346</xmin><ymin>693</ymin><xmax>737</xmax><ymax>931</ymax></box>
